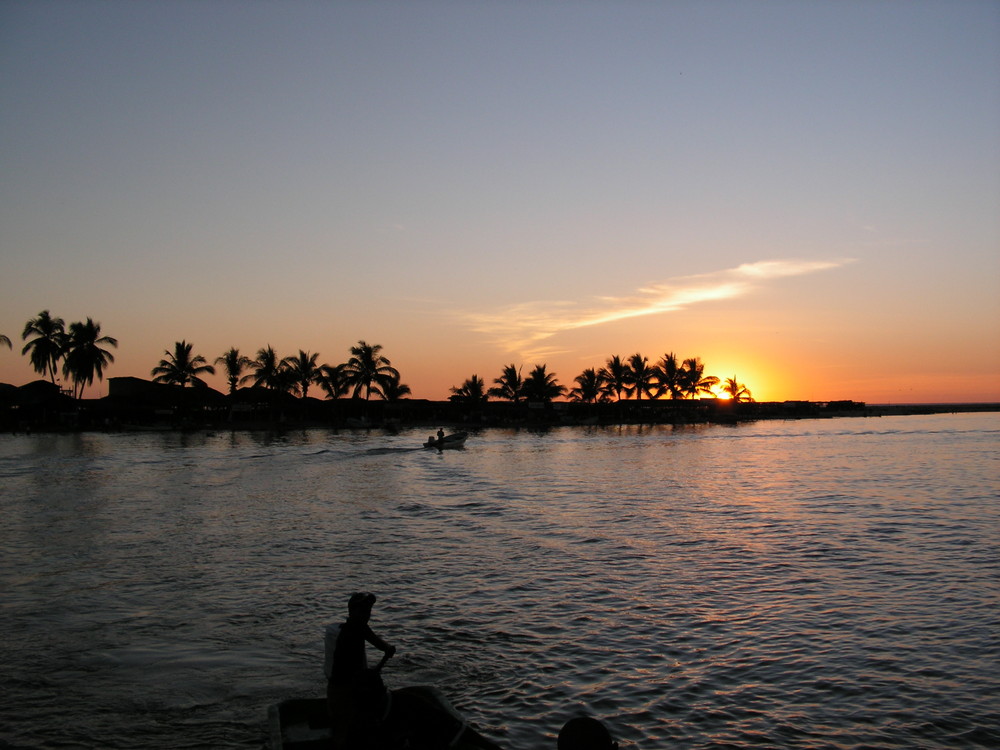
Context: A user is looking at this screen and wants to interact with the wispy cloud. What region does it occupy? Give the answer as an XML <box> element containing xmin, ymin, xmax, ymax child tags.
<box><xmin>462</xmin><ymin>258</ymin><xmax>855</xmax><ymax>359</ymax></box>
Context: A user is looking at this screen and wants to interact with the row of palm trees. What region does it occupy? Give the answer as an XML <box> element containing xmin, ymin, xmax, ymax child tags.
<box><xmin>152</xmin><ymin>339</ymin><xmax>411</xmax><ymax>401</ymax></box>
<box><xmin>450</xmin><ymin>354</ymin><xmax>753</xmax><ymax>404</ymax></box>
<box><xmin>6</xmin><ymin>310</ymin><xmax>753</xmax><ymax>404</ymax></box>
<box><xmin>6</xmin><ymin>311</ymin><xmax>119</xmax><ymax>398</ymax></box>
<box><xmin>3</xmin><ymin>310</ymin><xmax>411</xmax><ymax>401</ymax></box>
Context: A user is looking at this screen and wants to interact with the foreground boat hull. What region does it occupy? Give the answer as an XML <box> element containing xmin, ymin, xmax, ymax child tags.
<box><xmin>269</xmin><ymin>686</ymin><xmax>501</xmax><ymax>750</ymax></box>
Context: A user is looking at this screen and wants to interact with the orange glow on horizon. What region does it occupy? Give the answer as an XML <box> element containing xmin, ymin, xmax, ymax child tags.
<box><xmin>3</xmin><ymin>329</ymin><xmax>998</xmax><ymax>404</ymax></box>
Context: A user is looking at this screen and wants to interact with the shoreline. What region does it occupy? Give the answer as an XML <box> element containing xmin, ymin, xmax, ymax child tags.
<box><xmin>2</xmin><ymin>379</ymin><xmax>997</xmax><ymax>435</ymax></box>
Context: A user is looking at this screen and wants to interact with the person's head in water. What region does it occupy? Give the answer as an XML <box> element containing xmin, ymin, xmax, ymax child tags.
<box><xmin>558</xmin><ymin>716</ymin><xmax>618</xmax><ymax>750</ymax></box>
<box><xmin>347</xmin><ymin>592</ymin><xmax>376</xmax><ymax>622</ymax></box>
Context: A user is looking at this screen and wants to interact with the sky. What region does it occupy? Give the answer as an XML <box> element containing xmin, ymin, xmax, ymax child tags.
<box><xmin>2</xmin><ymin>0</ymin><xmax>998</xmax><ymax>403</ymax></box>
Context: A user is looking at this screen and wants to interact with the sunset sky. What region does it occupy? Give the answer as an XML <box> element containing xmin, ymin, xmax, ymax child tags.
<box><xmin>2</xmin><ymin>1</ymin><xmax>998</xmax><ymax>403</ymax></box>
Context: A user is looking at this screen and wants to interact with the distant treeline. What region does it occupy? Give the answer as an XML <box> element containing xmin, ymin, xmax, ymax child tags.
<box><xmin>0</xmin><ymin>377</ymin><xmax>876</xmax><ymax>434</ymax></box>
<box><xmin>5</xmin><ymin>309</ymin><xmax>753</xmax><ymax>404</ymax></box>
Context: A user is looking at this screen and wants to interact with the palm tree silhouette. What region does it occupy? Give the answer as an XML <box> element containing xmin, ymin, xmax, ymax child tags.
<box><xmin>489</xmin><ymin>364</ymin><xmax>523</xmax><ymax>404</ymax></box>
<box><xmin>286</xmin><ymin>350</ymin><xmax>322</xmax><ymax>398</ymax></box>
<box><xmin>723</xmin><ymin>376</ymin><xmax>753</xmax><ymax>402</ymax></box>
<box><xmin>628</xmin><ymin>353</ymin><xmax>658</xmax><ymax>400</ymax></box>
<box><xmin>655</xmin><ymin>352</ymin><xmax>685</xmax><ymax>400</ymax></box>
<box><xmin>681</xmin><ymin>357</ymin><xmax>719</xmax><ymax>399</ymax></box>
<box><xmin>22</xmin><ymin>310</ymin><xmax>67</xmax><ymax>385</ymax></box>
<box><xmin>450</xmin><ymin>374</ymin><xmax>488</xmax><ymax>403</ymax></box>
<box><xmin>382</xmin><ymin>372</ymin><xmax>412</xmax><ymax>401</ymax></box>
<box><xmin>0</xmin><ymin>334</ymin><xmax>10</xmax><ymax>349</ymax></box>
<box><xmin>319</xmin><ymin>363</ymin><xmax>349</xmax><ymax>400</ymax></box>
<box><xmin>215</xmin><ymin>348</ymin><xmax>252</xmax><ymax>395</ymax></box>
<box><xmin>151</xmin><ymin>341</ymin><xmax>215</xmax><ymax>387</ymax></box>
<box><xmin>62</xmin><ymin>318</ymin><xmax>117</xmax><ymax>398</ymax></box>
<box><xmin>241</xmin><ymin>345</ymin><xmax>289</xmax><ymax>390</ymax></box>
<box><xmin>598</xmin><ymin>355</ymin><xmax>631</xmax><ymax>401</ymax></box>
<box><xmin>521</xmin><ymin>364</ymin><xmax>565</xmax><ymax>402</ymax></box>
<box><xmin>569</xmin><ymin>368</ymin><xmax>607</xmax><ymax>403</ymax></box>
<box><xmin>342</xmin><ymin>341</ymin><xmax>399</xmax><ymax>401</ymax></box>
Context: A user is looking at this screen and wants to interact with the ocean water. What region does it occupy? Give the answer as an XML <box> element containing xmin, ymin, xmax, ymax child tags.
<box><xmin>1</xmin><ymin>412</ymin><xmax>998</xmax><ymax>749</ymax></box>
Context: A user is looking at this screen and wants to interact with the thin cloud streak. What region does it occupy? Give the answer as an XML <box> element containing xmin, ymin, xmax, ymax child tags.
<box><xmin>463</xmin><ymin>258</ymin><xmax>855</xmax><ymax>358</ymax></box>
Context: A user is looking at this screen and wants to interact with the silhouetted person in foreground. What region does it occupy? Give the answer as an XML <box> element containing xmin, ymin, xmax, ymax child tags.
<box><xmin>558</xmin><ymin>715</ymin><xmax>619</xmax><ymax>750</ymax></box>
<box><xmin>325</xmin><ymin>592</ymin><xmax>396</xmax><ymax>748</ymax></box>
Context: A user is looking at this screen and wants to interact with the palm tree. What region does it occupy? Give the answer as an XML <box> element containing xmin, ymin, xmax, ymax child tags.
<box><xmin>241</xmin><ymin>345</ymin><xmax>289</xmax><ymax>390</ymax></box>
<box><xmin>655</xmin><ymin>352</ymin><xmax>685</xmax><ymax>400</ymax></box>
<box><xmin>342</xmin><ymin>340</ymin><xmax>399</xmax><ymax>401</ymax></box>
<box><xmin>723</xmin><ymin>376</ymin><xmax>753</xmax><ymax>402</ymax></box>
<box><xmin>382</xmin><ymin>372</ymin><xmax>412</xmax><ymax>401</ymax></box>
<box><xmin>319</xmin><ymin>363</ymin><xmax>349</xmax><ymax>399</ymax></box>
<box><xmin>569</xmin><ymin>368</ymin><xmax>607</xmax><ymax>403</ymax></box>
<box><xmin>151</xmin><ymin>341</ymin><xmax>215</xmax><ymax>387</ymax></box>
<box><xmin>285</xmin><ymin>350</ymin><xmax>322</xmax><ymax>398</ymax></box>
<box><xmin>62</xmin><ymin>318</ymin><xmax>117</xmax><ymax>398</ymax></box>
<box><xmin>489</xmin><ymin>364</ymin><xmax>523</xmax><ymax>404</ymax></box>
<box><xmin>521</xmin><ymin>364</ymin><xmax>565</xmax><ymax>402</ymax></box>
<box><xmin>680</xmin><ymin>357</ymin><xmax>719</xmax><ymax>399</ymax></box>
<box><xmin>628</xmin><ymin>353</ymin><xmax>658</xmax><ymax>400</ymax></box>
<box><xmin>450</xmin><ymin>374</ymin><xmax>488</xmax><ymax>403</ymax></box>
<box><xmin>215</xmin><ymin>348</ymin><xmax>252</xmax><ymax>395</ymax></box>
<box><xmin>598</xmin><ymin>355</ymin><xmax>631</xmax><ymax>401</ymax></box>
<box><xmin>21</xmin><ymin>310</ymin><xmax>67</xmax><ymax>384</ymax></box>
<box><xmin>0</xmin><ymin>334</ymin><xmax>10</xmax><ymax>349</ymax></box>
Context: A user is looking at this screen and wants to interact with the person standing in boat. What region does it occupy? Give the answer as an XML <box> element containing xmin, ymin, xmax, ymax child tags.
<box><xmin>324</xmin><ymin>592</ymin><xmax>396</xmax><ymax>747</ymax></box>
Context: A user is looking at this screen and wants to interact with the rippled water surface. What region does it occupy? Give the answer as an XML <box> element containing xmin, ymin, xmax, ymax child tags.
<box><xmin>2</xmin><ymin>413</ymin><xmax>998</xmax><ymax>748</ymax></box>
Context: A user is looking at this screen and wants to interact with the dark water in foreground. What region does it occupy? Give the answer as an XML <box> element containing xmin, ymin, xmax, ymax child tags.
<box><xmin>1</xmin><ymin>413</ymin><xmax>998</xmax><ymax>749</ymax></box>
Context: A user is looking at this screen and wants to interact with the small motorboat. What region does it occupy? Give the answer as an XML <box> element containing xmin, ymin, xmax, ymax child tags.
<box><xmin>424</xmin><ymin>432</ymin><xmax>468</xmax><ymax>449</ymax></box>
<box><xmin>268</xmin><ymin>685</ymin><xmax>502</xmax><ymax>749</ymax></box>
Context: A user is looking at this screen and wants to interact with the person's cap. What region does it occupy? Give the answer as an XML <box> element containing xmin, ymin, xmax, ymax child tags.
<box><xmin>348</xmin><ymin>592</ymin><xmax>376</xmax><ymax>612</ymax></box>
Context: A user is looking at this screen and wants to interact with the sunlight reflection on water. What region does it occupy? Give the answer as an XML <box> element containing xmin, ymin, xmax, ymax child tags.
<box><xmin>1</xmin><ymin>413</ymin><xmax>998</xmax><ymax>748</ymax></box>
